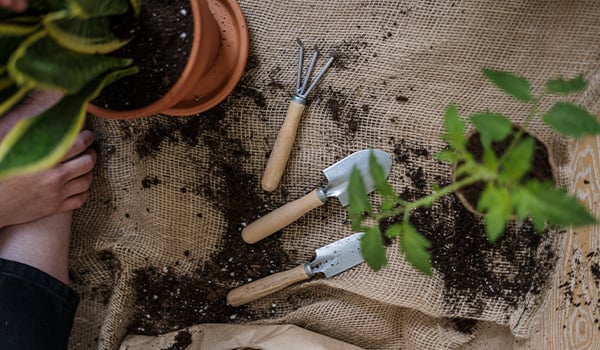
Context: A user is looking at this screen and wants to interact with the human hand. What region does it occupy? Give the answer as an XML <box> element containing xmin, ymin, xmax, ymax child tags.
<box><xmin>0</xmin><ymin>0</ymin><xmax>27</xmax><ymax>12</ymax></box>
<box><xmin>0</xmin><ymin>130</ymin><xmax>96</xmax><ymax>228</ymax></box>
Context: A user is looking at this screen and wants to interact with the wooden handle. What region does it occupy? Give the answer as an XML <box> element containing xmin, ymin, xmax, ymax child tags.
<box><xmin>242</xmin><ymin>189</ymin><xmax>326</xmax><ymax>244</ymax></box>
<box><xmin>261</xmin><ymin>100</ymin><xmax>306</xmax><ymax>192</ymax></box>
<box><xmin>227</xmin><ymin>264</ymin><xmax>311</xmax><ymax>307</ymax></box>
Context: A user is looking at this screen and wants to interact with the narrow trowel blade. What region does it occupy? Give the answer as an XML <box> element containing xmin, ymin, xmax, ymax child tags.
<box><xmin>309</xmin><ymin>232</ymin><xmax>365</xmax><ymax>278</ymax></box>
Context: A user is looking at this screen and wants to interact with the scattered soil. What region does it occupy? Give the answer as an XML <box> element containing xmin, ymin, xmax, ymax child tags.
<box><xmin>125</xmin><ymin>101</ymin><xmax>295</xmax><ymax>334</ymax></box>
<box><xmin>450</xmin><ymin>317</ymin><xmax>478</xmax><ymax>334</ymax></box>
<box><xmin>163</xmin><ymin>330</ymin><xmax>192</xmax><ymax>350</ymax></box>
<box><xmin>93</xmin><ymin>0</ymin><xmax>194</xmax><ymax>110</ymax></box>
<box><xmin>457</xmin><ymin>128</ymin><xmax>554</xmax><ymax>209</ymax></box>
<box><xmin>557</xmin><ymin>248</ymin><xmax>600</xmax><ymax>331</ymax></box>
<box><xmin>384</xmin><ymin>138</ymin><xmax>558</xmax><ymax>320</ymax></box>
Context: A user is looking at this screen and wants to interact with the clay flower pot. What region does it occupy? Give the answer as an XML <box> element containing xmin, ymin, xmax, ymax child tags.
<box><xmin>454</xmin><ymin>126</ymin><xmax>557</xmax><ymax>215</ymax></box>
<box><xmin>87</xmin><ymin>0</ymin><xmax>249</xmax><ymax>120</ymax></box>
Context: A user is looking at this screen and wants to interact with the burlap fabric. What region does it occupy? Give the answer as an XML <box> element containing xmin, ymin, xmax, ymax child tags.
<box><xmin>68</xmin><ymin>1</ymin><xmax>600</xmax><ymax>349</ymax></box>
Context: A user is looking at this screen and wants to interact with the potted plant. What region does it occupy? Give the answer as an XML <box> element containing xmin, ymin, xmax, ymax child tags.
<box><xmin>0</xmin><ymin>0</ymin><xmax>248</xmax><ymax>178</ymax></box>
<box><xmin>347</xmin><ymin>69</ymin><xmax>600</xmax><ymax>274</ymax></box>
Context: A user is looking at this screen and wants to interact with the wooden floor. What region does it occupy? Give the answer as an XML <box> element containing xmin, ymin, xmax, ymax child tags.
<box><xmin>462</xmin><ymin>126</ymin><xmax>600</xmax><ymax>349</ymax></box>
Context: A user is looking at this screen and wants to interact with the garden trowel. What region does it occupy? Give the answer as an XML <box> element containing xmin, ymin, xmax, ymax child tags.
<box><xmin>242</xmin><ymin>149</ymin><xmax>392</xmax><ymax>244</ymax></box>
<box><xmin>227</xmin><ymin>232</ymin><xmax>365</xmax><ymax>307</ymax></box>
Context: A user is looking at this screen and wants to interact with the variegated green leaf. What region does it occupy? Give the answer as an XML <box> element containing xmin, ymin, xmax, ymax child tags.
<box><xmin>129</xmin><ymin>0</ymin><xmax>141</xmax><ymax>16</ymax></box>
<box><xmin>44</xmin><ymin>16</ymin><xmax>130</xmax><ymax>54</ymax></box>
<box><xmin>66</xmin><ymin>0</ymin><xmax>130</xmax><ymax>18</ymax></box>
<box><xmin>0</xmin><ymin>66</ymin><xmax>137</xmax><ymax>178</ymax></box>
<box><xmin>0</xmin><ymin>20</ymin><xmax>40</xmax><ymax>65</ymax></box>
<box><xmin>27</xmin><ymin>0</ymin><xmax>67</xmax><ymax>13</ymax></box>
<box><xmin>8</xmin><ymin>30</ymin><xmax>133</xmax><ymax>93</ymax></box>
<box><xmin>0</xmin><ymin>84</ymin><xmax>32</xmax><ymax>116</ymax></box>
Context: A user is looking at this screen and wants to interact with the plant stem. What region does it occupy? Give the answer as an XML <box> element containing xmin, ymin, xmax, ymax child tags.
<box><xmin>374</xmin><ymin>172</ymin><xmax>486</xmax><ymax>222</ymax></box>
<box><xmin>498</xmin><ymin>94</ymin><xmax>544</xmax><ymax>166</ymax></box>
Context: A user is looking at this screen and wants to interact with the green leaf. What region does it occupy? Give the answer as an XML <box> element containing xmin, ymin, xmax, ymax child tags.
<box><xmin>369</xmin><ymin>150</ymin><xmax>396</xmax><ymax>211</ymax></box>
<box><xmin>477</xmin><ymin>184</ymin><xmax>512</xmax><ymax>242</ymax></box>
<box><xmin>8</xmin><ymin>31</ymin><xmax>134</xmax><ymax>93</ymax></box>
<box><xmin>545</xmin><ymin>74</ymin><xmax>586</xmax><ymax>94</ymax></box>
<box><xmin>500</xmin><ymin>136</ymin><xmax>534</xmax><ymax>181</ymax></box>
<box><xmin>0</xmin><ymin>20</ymin><xmax>40</xmax><ymax>66</ymax></box>
<box><xmin>400</xmin><ymin>223</ymin><xmax>432</xmax><ymax>275</ymax></box>
<box><xmin>435</xmin><ymin>149</ymin><xmax>458</xmax><ymax>163</ymax></box>
<box><xmin>0</xmin><ymin>74</ymin><xmax>13</xmax><ymax>91</ymax></box>
<box><xmin>369</xmin><ymin>150</ymin><xmax>395</xmax><ymax>197</ymax></box>
<box><xmin>0</xmin><ymin>66</ymin><xmax>137</xmax><ymax>178</ymax></box>
<box><xmin>67</xmin><ymin>0</ymin><xmax>130</xmax><ymax>18</ymax></box>
<box><xmin>44</xmin><ymin>16</ymin><xmax>131</xmax><ymax>54</ymax></box>
<box><xmin>0</xmin><ymin>84</ymin><xmax>32</xmax><ymax>116</ymax></box>
<box><xmin>27</xmin><ymin>0</ymin><xmax>67</xmax><ymax>12</ymax></box>
<box><xmin>543</xmin><ymin>102</ymin><xmax>600</xmax><ymax>138</ymax></box>
<box><xmin>481</xmin><ymin>147</ymin><xmax>498</xmax><ymax>171</ymax></box>
<box><xmin>385</xmin><ymin>223</ymin><xmax>402</xmax><ymax>238</ymax></box>
<box><xmin>129</xmin><ymin>0</ymin><xmax>141</xmax><ymax>16</ymax></box>
<box><xmin>361</xmin><ymin>227</ymin><xmax>387</xmax><ymax>271</ymax></box>
<box><xmin>513</xmin><ymin>181</ymin><xmax>597</xmax><ymax>232</ymax></box>
<box><xmin>483</xmin><ymin>68</ymin><xmax>532</xmax><ymax>102</ymax></box>
<box><xmin>348</xmin><ymin>166</ymin><xmax>372</xmax><ymax>231</ymax></box>
<box><xmin>469</xmin><ymin>111</ymin><xmax>513</xmax><ymax>148</ymax></box>
<box><xmin>443</xmin><ymin>104</ymin><xmax>467</xmax><ymax>151</ymax></box>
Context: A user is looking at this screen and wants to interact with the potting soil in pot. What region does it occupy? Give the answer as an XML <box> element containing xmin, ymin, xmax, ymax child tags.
<box><xmin>93</xmin><ymin>0</ymin><xmax>193</xmax><ymax>110</ymax></box>
<box><xmin>69</xmin><ymin>1</ymin><xmax>600</xmax><ymax>349</ymax></box>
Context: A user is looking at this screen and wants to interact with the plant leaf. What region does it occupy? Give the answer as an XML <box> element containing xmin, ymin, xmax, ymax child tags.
<box><xmin>545</xmin><ymin>74</ymin><xmax>586</xmax><ymax>94</ymax></box>
<box><xmin>385</xmin><ymin>223</ymin><xmax>402</xmax><ymax>238</ymax></box>
<box><xmin>477</xmin><ymin>184</ymin><xmax>512</xmax><ymax>242</ymax></box>
<box><xmin>67</xmin><ymin>0</ymin><xmax>130</xmax><ymax>18</ymax></box>
<box><xmin>348</xmin><ymin>166</ymin><xmax>372</xmax><ymax>231</ymax></box>
<box><xmin>0</xmin><ymin>19</ymin><xmax>40</xmax><ymax>66</ymax></box>
<box><xmin>361</xmin><ymin>227</ymin><xmax>387</xmax><ymax>271</ymax></box>
<box><xmin>513</xmin><ymin>181</ymin><xmax>597</xmax><ymax>232</ymax></box>
<box><xmin>0</xmin><ymin>66</ymin><xmax>137</xmax><ymax>178</ymax></box>
<box><xmin>400</xmin><ymin>223</ymin><xmax>432</xmax><ymax>275</ymax></box>
<box><xmin>500</xmin><ymin>136</ymin><xmax>534</xmax><ymax>181</ymax></box>
<box><xmin>0</xmin><ymin>84</ymin><xmax>32</xmax><ymax>116</ymax></box>
<box><xmin>27</xmin><ymin>0</ymin><xmax>67</xmax><ymax>12</ymax></box>
<box><xmin>44</xmin><ymin>16</ymin><xmax>130</xmax><ymax>54</ymax></box>
<box><xmin>8</xmin><ymin>30</ymin><xmax>134</xmax><ymax>93</ymax></box>
<box><xmin>369</xmin><ymin>150</ymin><xmax>396</xmax><ymax>211</ymax></box>
<box><xmin>443</xmin><ymin>104</ymin><xmax>467</xmax><ymax>151</ymax></box>
<box><xmin>469</xmin><ymin>111</ymin><xmax>513</xmax><ymax>148</ymax></box>
<box><xmin>543</xmin><ymin>102</ymin><xmax>600</xmax><ymax>138</ymax></box>
<box><xmin>435</xmin><ymin>149</ymin><xmax>458</xmax><ymax>163</ymax></box>
<box><xmin>483</xmin><ymin>68</ymin><xmax>532</xmax><ymax>102</ymax></box>
<box><xmin>129</xmin><ymin>0</ymin><xmax>141</xmax><ymax>16</ymax></box>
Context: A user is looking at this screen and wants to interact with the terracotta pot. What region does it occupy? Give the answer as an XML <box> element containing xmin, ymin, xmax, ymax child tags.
<box><xmin>454</xmin><ymin>126</ymin><xmax>557</xmax><ymax>215</ymax></box>
<box><xmin>87</xmin><ymin>0</ymin><xmax>249</xmax><ymax>119</ymax></box>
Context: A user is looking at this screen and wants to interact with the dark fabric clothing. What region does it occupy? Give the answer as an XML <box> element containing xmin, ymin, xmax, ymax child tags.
<box><xmin>0</xmin><ymin>258</ymin><xmax>79</xmax><ymax>350</ymax></box>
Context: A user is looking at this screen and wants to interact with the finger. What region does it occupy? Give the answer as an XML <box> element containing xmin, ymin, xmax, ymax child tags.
<box><xmin>59</xmin><ymin>148</ymin><xmax>96</xmax><ymax>183</ymax></box>
<box><xmin>61</xmin><ymin>171</ymin><xmax>93</xmax><ymax>198</ymax></box>
<box><xmin>59</xmin><ymin>191</ymin><xmax>90</xmax><ymax>212</ymax></box>
<box><xmin>62</xmin><ymin>130</ymin><xmax>94</xmax><ymax>162</ymax></box>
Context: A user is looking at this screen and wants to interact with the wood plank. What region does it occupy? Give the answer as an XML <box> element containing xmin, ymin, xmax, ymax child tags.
<box><xmin>513</xmin><ymin>131</ymin><xmax>600</xmax><ymax>349</ymax></box>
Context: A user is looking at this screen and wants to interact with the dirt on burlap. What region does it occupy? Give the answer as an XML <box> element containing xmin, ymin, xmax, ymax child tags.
<box><xmin>69</xmin><ymin>1</ymin><xmax>600</xmax><ymax>349</ymax></box>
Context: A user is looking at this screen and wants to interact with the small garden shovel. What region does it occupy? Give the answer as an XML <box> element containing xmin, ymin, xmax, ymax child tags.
<box><xmin>243</xmin><ymin>149</ymin><xmax>392</xmax><ymax>244</ymax></box>
<box><xmin>261</xmin><ymin>39</ymin><xmax>335</xmax><ymax>192</ymax></box>
<box><xmin>228</xmin><ymin>232</ymin><xmax>365</xmax><ymax>306</ymax></box>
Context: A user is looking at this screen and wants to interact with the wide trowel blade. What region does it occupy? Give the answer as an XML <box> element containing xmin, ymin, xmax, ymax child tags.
<box><xmin>309</xmin><ymin>232</ymin><xmax>365</xmax><ymax>278</ymax></box>
<box><xmin>323</xmin><ymin>149</ymin><xmax>393</xmax><ymax>207</ymax></box>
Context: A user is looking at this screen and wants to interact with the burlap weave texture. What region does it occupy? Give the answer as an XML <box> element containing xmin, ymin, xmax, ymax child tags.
<box><xmin>69</xmin><ymin>1</ymin><xmax>600</xmax><ymax>349</ymax></box>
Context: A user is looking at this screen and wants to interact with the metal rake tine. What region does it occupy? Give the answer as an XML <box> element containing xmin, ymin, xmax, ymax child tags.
<box><xmin>299</xmin><ymin>46</ymin><xmax>320</xmax><ymax>95</ymax></box>
<box><xmin>302</xmin><ymin>54</ymin><xmax>335</xmax><ymax>97</ymax></box>
<box><xmin>295</xmin><ymin>38</ymin><xmax>304</xmax><ymax>94</ymax></box>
